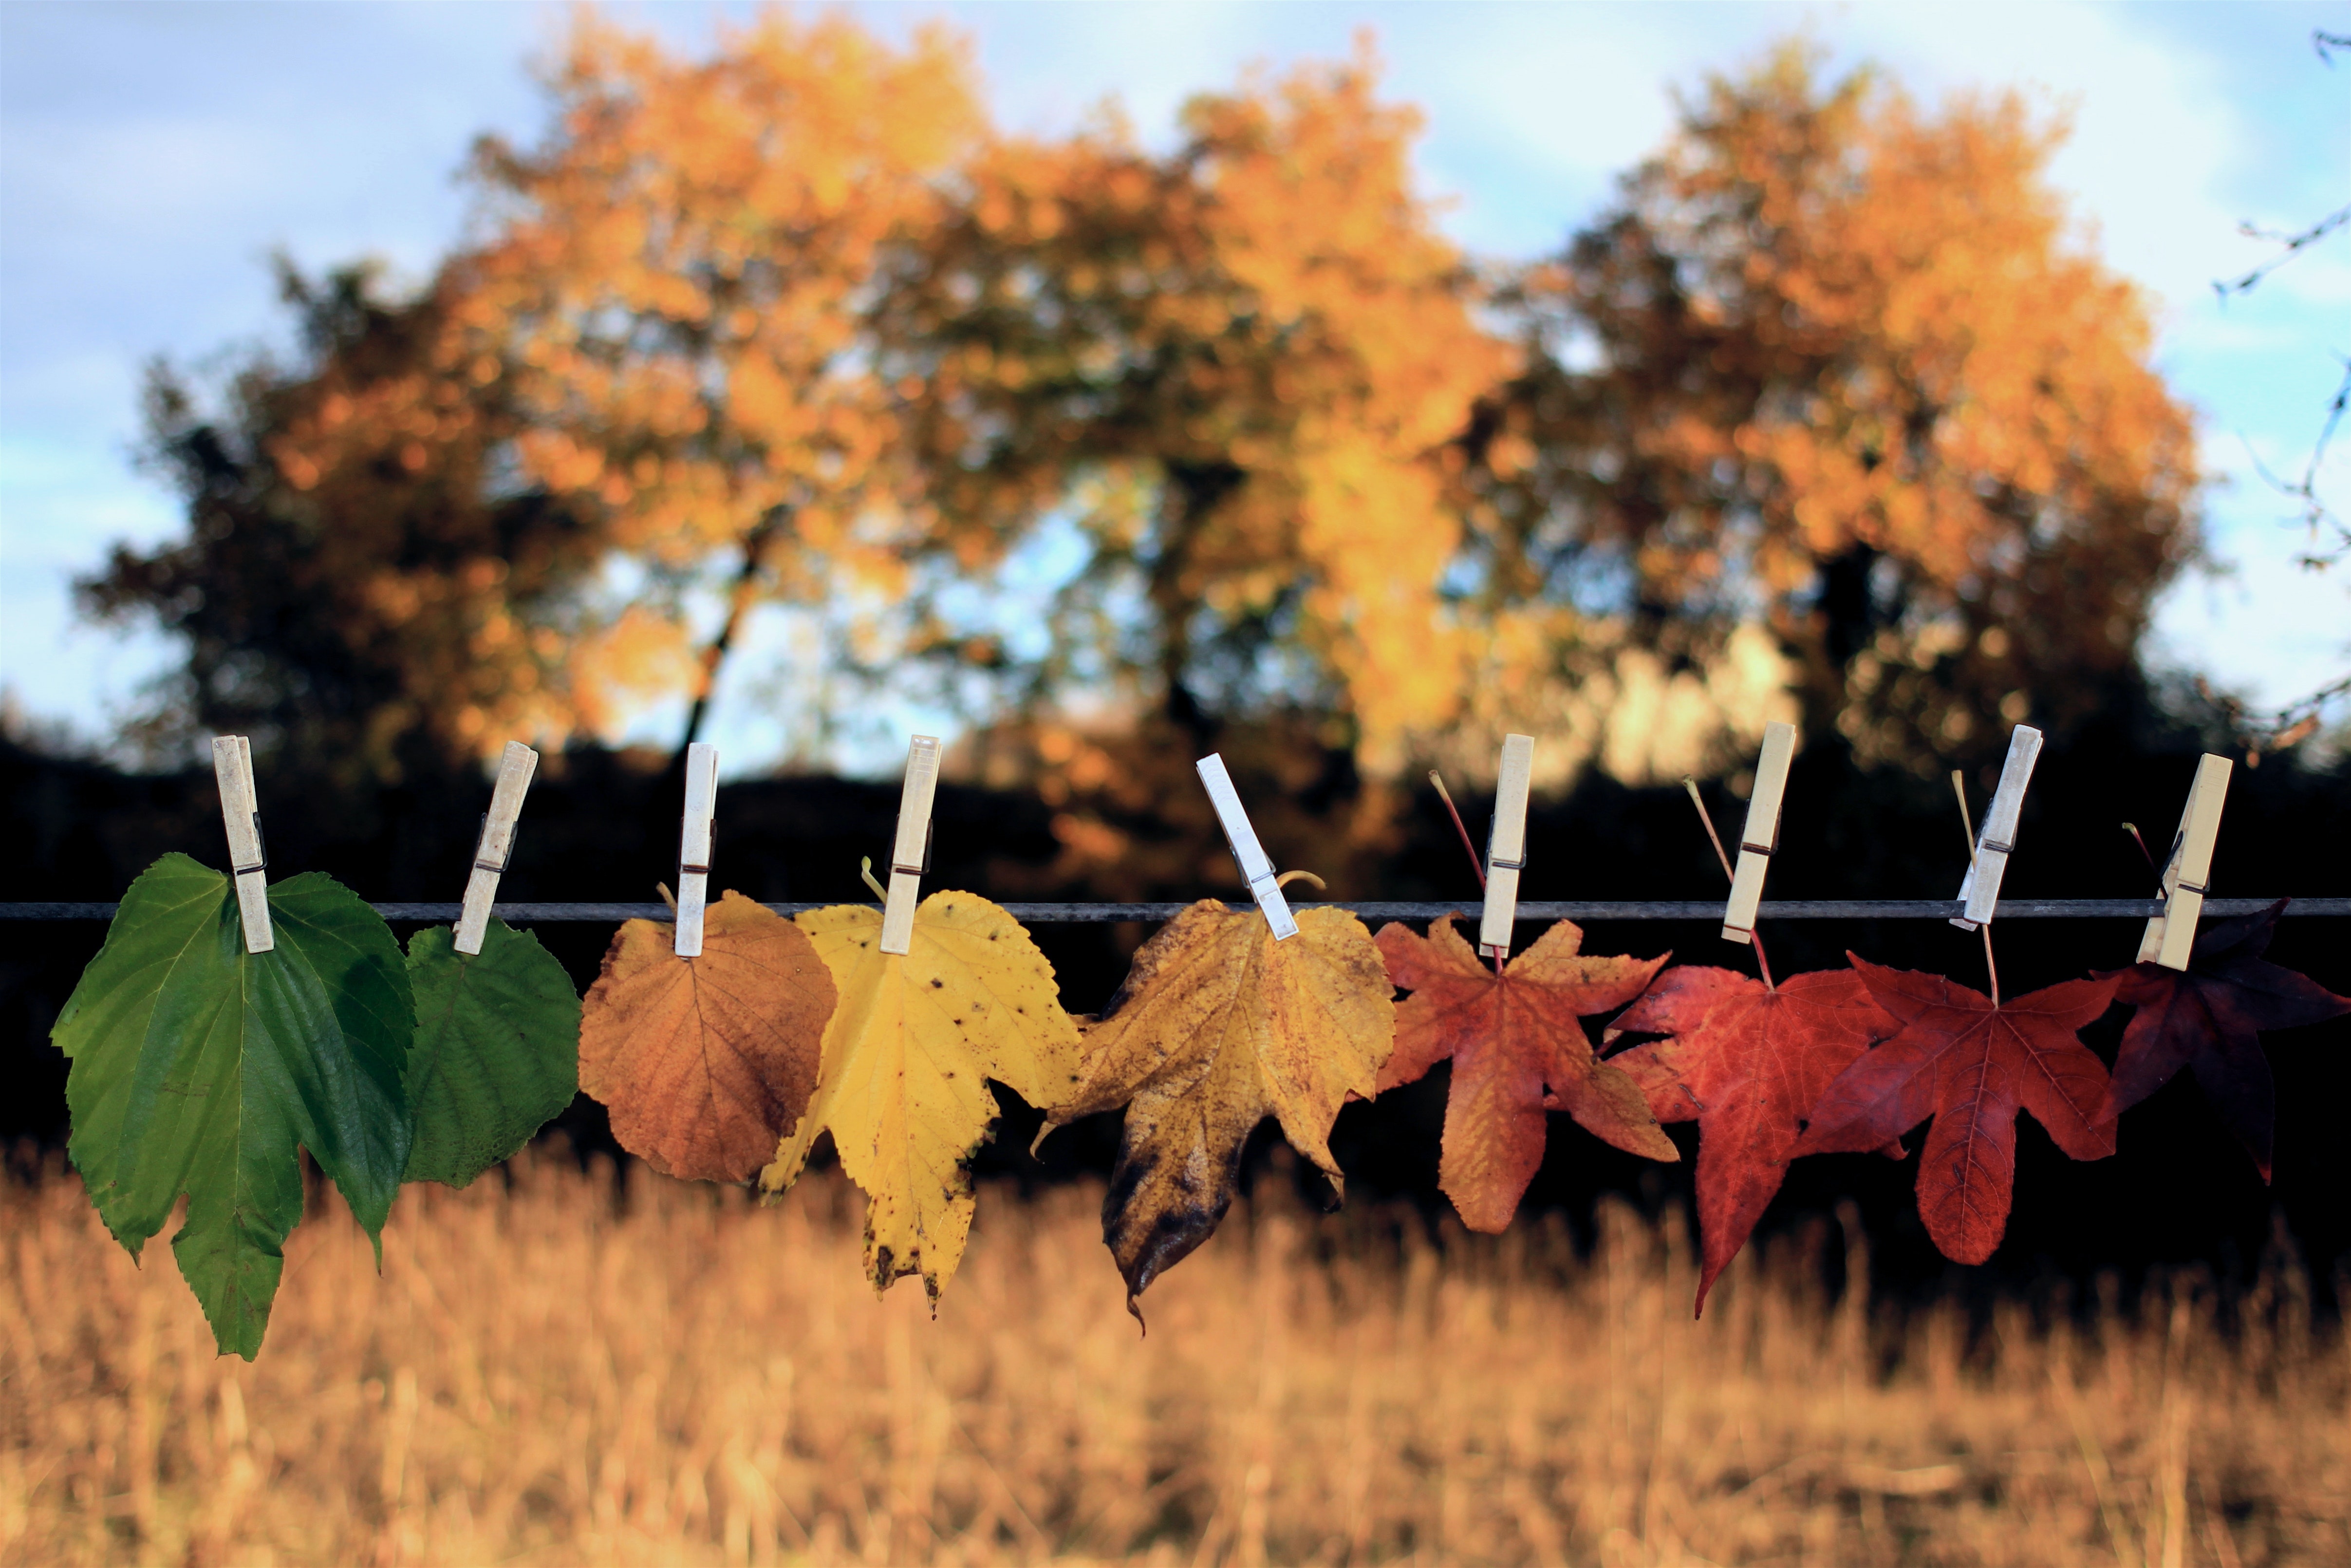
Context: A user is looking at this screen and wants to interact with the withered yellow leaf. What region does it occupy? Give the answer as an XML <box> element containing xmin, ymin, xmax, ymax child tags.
<box><xmin>1040</xmin><ymin>900</ymin><xmax>1394</xmax><ymax>1313</ymax></box>
<box><xmin>760</xmin><ymin>891</ymin><xmax>1082</xmax><ymax>1302</ymax></box>
<box><xmin>579</xmin><ymin>891</ymin><xmax>833</xmax><ymax>1183</ymax></box>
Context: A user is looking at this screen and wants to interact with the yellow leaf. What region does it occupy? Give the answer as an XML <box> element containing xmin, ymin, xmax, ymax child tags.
<box><xmin>760</xmin><ymin>891</ymin><xmax>1082</xmax><ymax>1302</ymax></box>
<box><xmin>1040</xmin><ymin>900</ymin><xmax>1394</xmax><ymax>1314</ymax></box>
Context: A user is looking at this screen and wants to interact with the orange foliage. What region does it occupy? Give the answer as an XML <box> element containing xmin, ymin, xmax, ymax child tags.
<box><xmin>95</xmin><ymin>18</ymin><xmax>2202</xmax><ymax>787</ymax></box>
<box><xmin>1469</xmin><ymin>47</ymin><xmax>2200</xmax><ymax>763</ymax></box>
<box><xmin>888</xmin><ymin>39</ymin><xmax>1511</xmax><ymax>770</ymax></box>
<box><xmin>456</xmin><ymin>8</ymin><xmax>998</xmax><ymax>724</ymax></box>
<box><xmin>87</xmin><ymin>263</ymin><xmax>608</xmax><ymax>779</ymax></box>
<box><xmin>260</xmin><ymin>280</ymin><xmax>578</xmax><ymax>752</ymax></box>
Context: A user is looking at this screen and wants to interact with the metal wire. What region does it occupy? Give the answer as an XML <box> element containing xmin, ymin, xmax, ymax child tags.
<box><xmin>2</xmin><ymin>898</ymin><xmax>2343</xmax><ymax>922</ymax></box>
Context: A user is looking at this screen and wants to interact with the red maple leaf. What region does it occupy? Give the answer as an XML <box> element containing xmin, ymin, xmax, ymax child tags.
<box><xmin>1791</xmin><ymin>957</ymin><xmax>2121</xmax><ymax>1265</ymax></box>
<box><xmin>1606</xmin><ymin>967</ymin><xmax>1900</xmax><ymax>1313</ymax></box>
<box><xmin>1374</xmin><ymin>916</ymin><xmax>1673</xmax><ymax>1232</ymax></box>
<box><xmin>2101</xmin><ymin>899</ymin><xmax>2350</xmax><ymax>1181</ymax></box>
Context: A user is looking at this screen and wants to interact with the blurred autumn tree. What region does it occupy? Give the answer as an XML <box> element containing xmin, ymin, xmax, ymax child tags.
<box><xmin>1462</xmin><ymin>48</ymin><xmax>2201</xmax><ymax>769</ymax></box>
<box><xmin>85</xmin><ymin>9</ymin><xmax>996</xmax><ymax>784</ymax></box>
<box><xmin>871</xmin><ymin>42</ymin><xmax>1508</xmax><ymax>892</ymax></box>
<box><xmin>86</xmin><ymin>13</ymin><xmax>2202</xmax><ymax>834</ymax></box>
<box><xmin>82</xmin><ymin>260</ymin><xmax>605</xmax><ymax>787</ymax></box>
<box><xmin>880</xmin><ymin>45</ymin><xmax>1506</xmax><ymax>769</ymax></box>
<box><xmin>458</xmin><ymin>8</ymin><xmax>1003</xmax><ymax>754</ymax></box>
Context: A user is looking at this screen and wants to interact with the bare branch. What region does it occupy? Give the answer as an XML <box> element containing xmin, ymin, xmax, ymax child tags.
<box><xmin>2213</xmin><ymin>206</ymin><xmax>2350</xmax><ymax>299</ymax></box>
<box><xmin>2198</xmin><ymin>671</ymin><xmax>2351</xmax><ymax>766</ymax></box>
<box><xmin>2238</xmin><ymin>359</ymin><xmax>2351</xmax><ymax>569</ymax></box>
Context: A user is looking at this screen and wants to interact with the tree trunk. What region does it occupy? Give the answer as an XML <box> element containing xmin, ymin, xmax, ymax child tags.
<box><xmin>669</xmin><ymin>505</ymin><xmax>791</xmax><ymax>771</ymax></box>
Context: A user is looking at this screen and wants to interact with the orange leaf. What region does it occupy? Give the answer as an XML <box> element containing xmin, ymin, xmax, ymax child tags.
<box><xmin>1045</xmin><ymin>900</ymin><xmax>1393</xmax><ymax>1313</ymax></box>
<box><xmin>1374</xmin><ymin>916</ymin><xmax>1673</xmax><ymax>1233</ymax></box>
<box><xmin>580</xmin><ymin>891</ymin><xmax>834</xmax><ymax>1182</ymax></box>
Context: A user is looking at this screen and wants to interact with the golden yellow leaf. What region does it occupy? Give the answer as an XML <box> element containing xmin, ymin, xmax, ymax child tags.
<box><xmin>759</xmin><ymin>891</ymin><xmax>1082</xmax><ymax>1302</ymax></box>
<box><xmin>579</xmin><ymin>891</ymin><xmax>833</xmax><ymax>1183</ymax></box>
<box><xmin>1040</xmin><ymin>900</ymin><xmax>1394</xmax><ymax>1314</ymax></box>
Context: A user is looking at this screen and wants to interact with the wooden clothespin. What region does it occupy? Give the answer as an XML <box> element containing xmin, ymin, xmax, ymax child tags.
<box><xmin>878</xmin><ymin>735</ymin><xmax>942</xmax><ymax>956</ymax></box>
<box><xmin>1196</xmin><ymin>753</ymin><xmax>1299</xmax><ymax>940</ymax></box>
<box><xmin>453</xmin><ymin>742</ymin><xmax>540</xmax><ymax>956</ymax></box>
<box><xmin>2137</xmin><ymin>753</ymin><xmax>2233</xmax><ymax>971</ymax></box>
<box><xmin>210</xmin><ymin>735</ymin><xmax>273</xmax><ymax>953</ymax></box>
<box><xmin>1952</xmin><ymin>724</ymin><xmax>2043</xmax><ymax>932</ymax></box>
<box><xmin>1477</xmin><ymin>734</ymin><xmax>1536</xmax><ymax>960</ymax></box>
<box><xmin>1721</xmin><ymin>721</ymin><xmax>1797</xmax><ymax>946</ymax></box>
<box><xmin>673</xmin><ymin>742</ymin><xmax>719</xmax><ymax>958</ymax></box>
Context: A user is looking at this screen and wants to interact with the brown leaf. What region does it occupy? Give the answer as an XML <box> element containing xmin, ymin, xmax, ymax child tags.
<box><xmin>580</xmin><ymin>891</ymin><xmax>834</xmax><ymax>1183</ymax></box>
<box><xmin>1373</xmin><ymin>916</ymin><xmax>1672</xmax><ymax>1233</ymax></box>
<box><xmin>1042</xmin><ymin>900</ymin><xmax>1394</xmax><ymax>1313</ymax></box>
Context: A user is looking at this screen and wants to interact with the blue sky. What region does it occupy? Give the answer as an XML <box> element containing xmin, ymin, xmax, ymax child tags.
<box><xmin>3</xmin><ymin>0</ymin><xmax>2345</xmax><ymax>773</ymax></box>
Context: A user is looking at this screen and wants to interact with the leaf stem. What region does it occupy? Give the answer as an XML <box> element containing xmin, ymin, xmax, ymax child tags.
<box><xmin>1433</xmin><ymin>771</ymin><xmax>1505</xmax><ymax>975</ymax></box>
<box><xmin>1952</xmin><ymin>774</ymin><xmax>1998</xmax><ymax>1001</ymax></box>
<box><xmin>2121</xmin><ymin>822</ymin><xmax>2162</xmax><ymax>891</ymax></box>
<box><xmin>1682</xmin><ymin>778</ymin><xmax>1736</xmax><ymax>882</ymax></box>
<box><xmin>859</xmin><ymin>856</ymin><xmax>888</xmax><ymax>903</ymax></box>
<box><xmin>1685</xmin><ymin>777</ymin><xmax>1775</xmax><ymax>989</ymax></box>
<box><xmin>1429</xmin><ymin>771</ymin><xmax>1486</xmax><ymax>890</ymax></box>
<box><xmin>655</xmin><ymin>882</ymin><xmax>678</xmax><ymax>916</ymax></box>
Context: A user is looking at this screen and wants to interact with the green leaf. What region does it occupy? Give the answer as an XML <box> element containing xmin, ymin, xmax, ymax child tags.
<box><xmin>403</xmin><ymin>919</ymin><xmax>580</xmax><ymax>1187</ymax></box>
<box><xmin>52</xmin><ymin>853</ymin><xmax>413</xmax><ymax>1359</ymax></box>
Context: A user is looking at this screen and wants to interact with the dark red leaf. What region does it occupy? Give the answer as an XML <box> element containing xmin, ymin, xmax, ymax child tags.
<box><xmin>2101</xmin><ymin>899</ymin><xmax>2350</xmax><ymax>1181</ymax></box>
<box><xmin>1792</xmin><ymin>957</ymin><xmax>2120</xmax><ymax>1266</ymax></box>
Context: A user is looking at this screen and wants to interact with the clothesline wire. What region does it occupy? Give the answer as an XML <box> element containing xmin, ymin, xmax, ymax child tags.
<box><xmin>3</xmin><ymin>898</ymin><xmax>2344</xmax><ymax>923</ymax></box>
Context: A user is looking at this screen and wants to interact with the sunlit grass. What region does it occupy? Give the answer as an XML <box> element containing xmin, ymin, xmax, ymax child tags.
<box><xmin>3</xmin><ymin>1147</ymin><xmax>2344</xmax><ymax>1566</ymax></box>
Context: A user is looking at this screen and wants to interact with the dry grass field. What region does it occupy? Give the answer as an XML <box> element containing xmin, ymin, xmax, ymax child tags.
<box><xmin>2</xmin><ymin>1146</ymin><xmax>2345</xmax><ymax>1567</ymax></box>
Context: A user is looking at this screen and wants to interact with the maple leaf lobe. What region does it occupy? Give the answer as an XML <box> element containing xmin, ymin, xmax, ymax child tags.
<box><xmin>2099</xmin><ymin>900</ymin><xmax>2349</xmax><ymax>1181</ymax></box>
